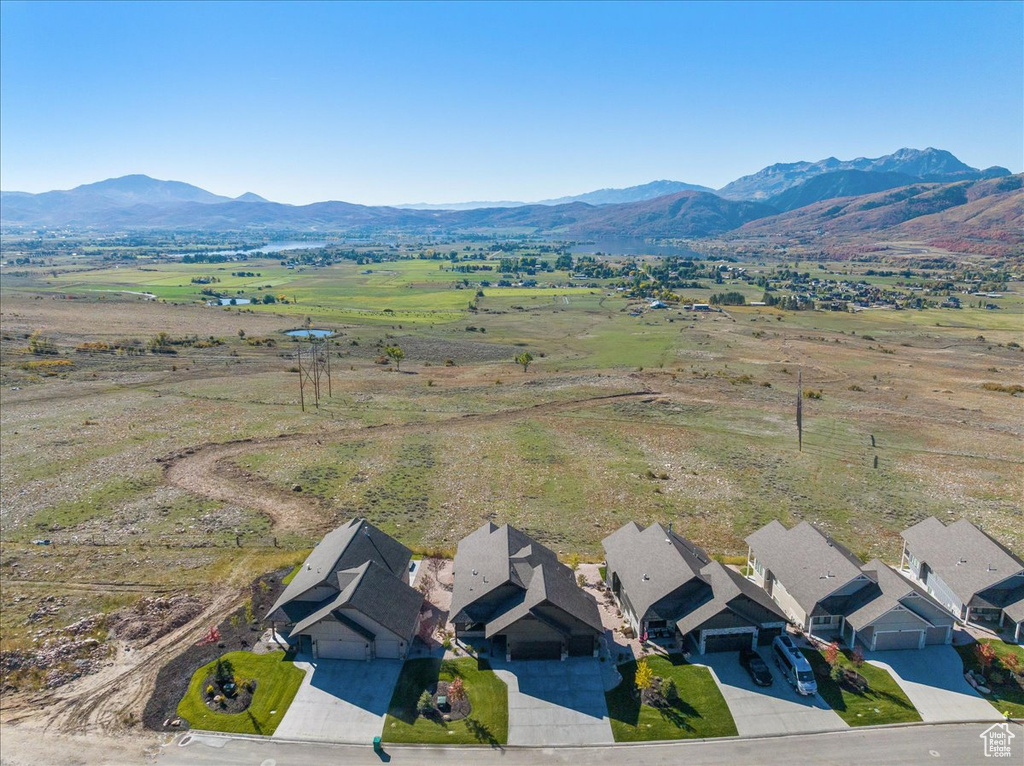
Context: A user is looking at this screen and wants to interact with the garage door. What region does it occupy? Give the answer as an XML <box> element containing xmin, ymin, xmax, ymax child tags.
<box><xmin>757</xmin><ymin>627</ymin><xmax>783</xmax><ymax>646</ymax></box>
<box><xmin>873</xmin><ymin>630</ymin><xmax>922</xmax><ymax>651</ymax></box>
<box><xmin>702</xmin><ymin>631</ymin><xmax>754</xmax><ymax>653</ymax></box>
<box><xmin>316</xmin><ymin>639</ymin><xmax>367</xmax><ymax>660</ymax></box>
<box><xmin>567</xmin><ymin>635</ymin><xmax>595</xmax><ymax>657</ymax></box>
<box><xmin>925</xmin><ymin>625</ymin><xmax>949</xmax><ymax>645</ymax></box>
<box><xmin>510</xmin><ymin>641</ymin><xmax>562</xmax><ymax>660</ymax></box>
<box><xmin>375</xmin><ymin>639</ymin><xmax>401</xmax><ymax>659</ymax></box>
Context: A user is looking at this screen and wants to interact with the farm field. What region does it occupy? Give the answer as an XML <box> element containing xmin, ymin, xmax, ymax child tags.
<box><xmin>1</xmin><ymin>240</ymin><xmax>1021</xmax><ymax>736</ymax></box>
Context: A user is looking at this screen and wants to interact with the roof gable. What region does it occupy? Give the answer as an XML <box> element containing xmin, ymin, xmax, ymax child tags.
<box><xmin>902</xmin><ymin>517</ymin><xmax>1024</xmax><ymax>603</ymax></box>
<box><xmin>452</xmin><ymin>522</ymin><xmax>602</xmax><ymax>633</ymax></box>
<box><xmin>602</xmin><ymin>521</ymin><xmax>710</xmax><ymax>620</ymax></box>
<box><xmin>268</xmin><ymin>518</ymin><xmax>412</xmax><ymax>616</ymax></box>
<box><xmin>746</xmin><ymin>521</ymin><xmax>868</xmax><ymax>613</ymax></box>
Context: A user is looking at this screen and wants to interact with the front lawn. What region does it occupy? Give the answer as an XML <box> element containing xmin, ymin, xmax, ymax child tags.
<box><xmin>955</xmin><ymin>639</ymin><xmax>1024</xmax><ymax>719</ymax></box>
<box><xmin>801</xmin><ymin>648</ymin><xmax>920</xmax><ymax>726</ymax></box>
<box><xmin>177</xmin><ymin>650</ymin><xmax>304</xmax><ymax>735</ymax></box>
<box><xmin>382</xmin><ymin>658</ymin><xmax>508</xmax><ymax>745</ymax></box>
<box><xmin>606</xmin><ymin>655</ymin><xmax>737</xmax><ymax>741</ymax></box>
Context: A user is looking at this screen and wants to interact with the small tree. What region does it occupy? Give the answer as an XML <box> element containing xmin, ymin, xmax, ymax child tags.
<box><xmin>417</xmin><ymin>690</ymin><xmax>434</xmax><ymax>715</ymax></box>
<box><xmin>448</xmin><ymin>676</ymin><xmax>466</xmax><ymax>703</ymax></box>
<box><xmin>515</xmin><ymin>351</ymin><xmax>534</xmax><ymax>372</ymax></box>
<box><xmin>850</xmin><ymin>647</ymin><xmax>864</xmax><ymax>668</ymax></box>
<box><xmin>426</xmin><ymin>557</ymin><xmax>445</xmax><ymax>587</ymax></box>
<box><xmin>418</xmin><ymin>572</ymin><xmax>436</xmax><ymax>600</ymax></box>
<box><xmin>824</xmin><ymin>641</ymin><xmax>841</xmax><ymax>669</ymax></box>
<box><xmin>244</xmin><ymin>599</ymin><xmax>255</xmax><ymax>624</ymax></box>
<box><xmin>975</xmin><ymin>643</ymin><xmax>997</xmax><ymax>676</ymax></box>
<box><xmin>1003</xmin><ymin>652</ymin><xmax>1020</xmax><ymax>676</ymax></box>
<box><xmin>567</xmin><ymin>553</ymin><xmax>581</xmax><ymax>572</ymax></box>
<box><xmin>214</xmin><ymin>657</ymin><xmax>235</xmax><ymax>685</ymax></box>
<box><xmin>238</xmin><ymin>329</ymin><xmax>246</xmax><ymax>339</ymax></box>
<box><xmin>663</xmin><ymin>677</ymin><xmax>678</xmax><ymax>703</ymax></box>
<box><xmin>634</xmin><ymin>658</ymin><xmax>653</xmax><ymax>695</ymax></box>
<box><xmin>577</xmin><ymin>573</ymin><xmax>587</xmax><ymax>588</ymax></box>
<box><xmin>385</xmin><ymin>345</ymin><xmax>405</xmax><ymax>371</ymax></box>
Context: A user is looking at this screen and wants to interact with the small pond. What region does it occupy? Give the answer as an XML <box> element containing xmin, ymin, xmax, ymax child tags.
<box><xmin>285</xmin><ymin>328</ymin><xmax>334</xmax><ymax>338</ymax></box>
<box><xmin>210</xmin><ymin>297</ymin><xmax>251</xmax><ymax>305</ymax></box>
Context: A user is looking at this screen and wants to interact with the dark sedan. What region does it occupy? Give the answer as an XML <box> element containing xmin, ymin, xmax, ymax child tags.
<box><xmin>740</xmin><ymin>647</ymin><xmax>773</xmax><ymax>687</ymax></box>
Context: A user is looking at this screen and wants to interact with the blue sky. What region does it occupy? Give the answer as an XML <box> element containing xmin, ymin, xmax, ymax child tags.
<box><xmin>1</xmin><ymin>1</ymin><xmax>1021</xmax><ymax>205</ymax></box>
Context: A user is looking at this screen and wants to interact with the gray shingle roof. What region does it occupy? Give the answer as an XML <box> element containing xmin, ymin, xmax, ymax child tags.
<box><xmin>745</xmin><ymin>520</ymin><xmax>867</xmax><ymax>615</ymax></box>
<box><xmin>675</xmin><ymin>560</ymin><xmax>789</xmax><ymax>636</ymax></box>
<box><xmin>451</xmin><ymin>522</ymin><xmax>602</xmax><ymax>634</ymax></box>
<box><xmin>1003</xmin><ymin>589</ymin><xmax>1024</xmax><ymax>624</ymax></box>
<box><xmin>290</xmin><ymin>559</ymin><xmax>422</xmax><ymax>640</ymax></box>
<box><xmin>267</xmin><ymin>518</ymin><xmax>412</xmax><ymax>618</ymax></box>
<box><xmin>901</xmin><ymin>517</ymin><xmax>1024</xmax><ymax>605</ymax></box>
<box><xmin>602</xmin><ymin>521</ymin><xmax>710</xmax><ymax>621</ymax></box>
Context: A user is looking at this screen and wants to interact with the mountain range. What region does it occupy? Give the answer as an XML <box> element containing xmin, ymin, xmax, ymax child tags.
<box><xmin>1</xmin><ymin>149</ymin><xmax>1018</xmax><ymax>254</ymax></box>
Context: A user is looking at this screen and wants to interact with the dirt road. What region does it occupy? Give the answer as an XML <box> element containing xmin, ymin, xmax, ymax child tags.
<box><xmin>160</xmin><ymin>389</ymin><xmax>657</xmax><ymax>534</ymax></box>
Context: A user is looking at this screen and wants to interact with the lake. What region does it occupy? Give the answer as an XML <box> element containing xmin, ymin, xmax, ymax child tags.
<box><xmin>570</xmin><ymin>238</ymin><xmax>702</xmax><ymax>258</ymax></box>
<box><xmin>206</xmin><ymin>241</ymin><xmax>330</xmax><ymax>257</ymax></box>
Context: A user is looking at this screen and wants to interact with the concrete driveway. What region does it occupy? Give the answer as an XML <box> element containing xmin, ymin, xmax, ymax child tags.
<box><xmin>698</xmin><ymin>650</ymin><xmax>847</xmax><ymax>737</ymax></box>
<box><xmin>273</xmin><ymin>656</ymin><xmax>403</xmax><ymax>743</ymax></box>
<box><xmin>492</xmin><ymin>658</ymin><xmax>614</xmax><ymax>746</ymax></box>
<box><xmin>865</xmin><ymin>645</ymin><xmax>1002</xmax><ymax>723</ymax></box>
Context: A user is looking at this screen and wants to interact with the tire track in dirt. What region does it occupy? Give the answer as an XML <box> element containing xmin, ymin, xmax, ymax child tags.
<box><xmin>160</xmin><ymin>390</ymin><xmax>657</xmax><ymax>534</ymax></box>
<box><xmin>1</xmin><ymin>589</ymin><xmax>239</xmax><ymax>735</ymax></box>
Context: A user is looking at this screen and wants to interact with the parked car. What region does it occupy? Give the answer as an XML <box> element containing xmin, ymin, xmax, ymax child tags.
<box><xmin>771</xmin><ymin>634</ymin><xmax>817</xmax><ymax>696</ymax></box>
<box><xmin>739</xmin><ymin>647</ymin><xmax>773</xmax><ymax>687</ymax></box>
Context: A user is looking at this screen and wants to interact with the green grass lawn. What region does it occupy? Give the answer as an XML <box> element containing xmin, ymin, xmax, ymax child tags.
<box><xmin>801</xmin><ymin>648</ymin><xmax>920</xmax><ymax>726</ymax></box>
<box><xmin>382</xmin><ymin>658</ymin><xmax>508</xmax><ymax>745</ymax></box>
<box><xmin>177</xmin><ymin>650</ymin><xmax>304</xmax><ymax>735</ymax></box>
<box><xmin>955</xmin><ymin>640</ymin><xmax>1024</xmax><ymax>719</ymax></box>
<box><xmin>606</xmin><ymin>655</ymin><xmax>737</xmax><ymax>742</ymax></box>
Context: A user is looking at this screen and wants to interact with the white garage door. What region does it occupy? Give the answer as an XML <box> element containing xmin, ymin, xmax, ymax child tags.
<box><xmin>316</xmin><ymin>639</ymin><xmax>367</xmax><ymax>660</ymax></box>
<box><xmin>874</xmin><ymin>630</ymin><xmax>923</xmax><ymax>651</ymax></box>
<box><xmin>375</xmin><ymin>639</ymin><xmax>401</xmax><ymax>659</ymax></box>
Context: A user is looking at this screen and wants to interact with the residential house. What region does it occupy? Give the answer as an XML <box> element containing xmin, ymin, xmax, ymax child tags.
<box><xmin>901</xmin><ymin>517</ymin><xmax>1024</xmax><ymax>642</ymax></box>
<box><xmin>603</xmin><ymin>522</ymin><xmax>788</xmax><ymax>653</ymax></box>
<box><xmin>746</xmin><ymin>521</ymin><xmax>954</xmax><ymax>651</ymax></box>
<box><xmin>266</xmin><ymin>518</ymin><xmax>422</xmax><ymax>660</ymax></box>
<box><xmin>450</xmin><ymin>522</ymin><xmax>603</xmax><ymax>660</ymax></box>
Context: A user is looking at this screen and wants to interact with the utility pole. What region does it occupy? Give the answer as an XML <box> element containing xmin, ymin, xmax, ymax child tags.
<box><xmin>796</xmin><ymin>369</ymin><xmax>803</xmax><ymax>452</ymax></box>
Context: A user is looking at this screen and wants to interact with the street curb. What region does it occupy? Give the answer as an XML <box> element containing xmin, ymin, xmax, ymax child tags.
<box><xmin>178</xmin><ymin>717</ymin><xmax>1022</xmax><ymax>750</ymax></box>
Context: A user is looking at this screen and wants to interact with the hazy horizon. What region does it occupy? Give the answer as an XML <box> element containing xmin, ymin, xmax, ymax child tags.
<box><xmin>2</xmin><ymin>1</ymin><xmax>1021</xmax><ymax>206</ymax></box>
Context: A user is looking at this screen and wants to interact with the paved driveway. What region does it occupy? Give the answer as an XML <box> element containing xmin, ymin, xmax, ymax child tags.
<box><xmin>865</xmin><ymin>645</ymin><xmax>1002</xmax><ymax>723</ymax></box>
<box><xmin>492</xmin><ymin>658</ymin><xmax>614</xmax><ymax>745</ymax></box>
<box><xmin>699</xmin><ymin>650</ymin><xmax>846</xmax><ymax>737</ymax></box>
<box><xmin>273</xmin><ymin>657</ymin><xmax>403</xmax><ymax>743</ymax></box>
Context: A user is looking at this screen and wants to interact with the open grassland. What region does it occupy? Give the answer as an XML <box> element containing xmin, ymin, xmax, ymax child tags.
<box><xmin>1</xmin><ymin>248</ymin><xmax>1022</xmax><ymax>730</ymax></box>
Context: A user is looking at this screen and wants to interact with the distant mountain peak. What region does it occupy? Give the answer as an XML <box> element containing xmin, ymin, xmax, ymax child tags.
<box><xmin>235</xmin><ymin>191</ymin><xmax>269</xmax><ymax>203</ymax></box>
<box><xmin>719</xmin><ymin>148</ymin><xmax>1009</xmax><ymax>201</ymax></box>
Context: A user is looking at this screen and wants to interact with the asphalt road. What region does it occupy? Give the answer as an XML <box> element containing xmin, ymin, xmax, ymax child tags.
<box><xmin>159</xmin><ymin>721</ymin><xmax>1021</xmax><ymax>766</ymax></box>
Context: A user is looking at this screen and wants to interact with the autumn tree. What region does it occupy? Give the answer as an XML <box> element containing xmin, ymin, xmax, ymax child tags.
<box><xmin>386</xmin><ymin>345</ymin><xmax>405</xmax><ymax>371</ymax></box>
<box><xmin>515</xmin><ymin>351</ymin><xmax>534</xmax><ymax>372</ymax></box>
<box><xmin>975</xmin><ymin>643</ymin><xmax>997</xmax><ymax>676</ymax></box>
<box><xmin>448</xmin><ymin>676</ymin><xmax>466</xmax><ymax>702</ymax></box>
<box><xmin>634</xmin><ymin>658</ymin><xmax>653</xmax><ymax>695</ymax></box>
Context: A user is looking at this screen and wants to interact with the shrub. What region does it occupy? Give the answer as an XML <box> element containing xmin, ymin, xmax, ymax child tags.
<box><xmin>206</xmin><ymin>684</ymin><xmax>215</xmax><ymax>697</ymax></box>
<box><xmin>448</xmin><ymin>677</ymin><xmax>466</xmax><ymax>702</ymax></box>
<box><xmin>850</xmin><ymin>648</ymin><xmax>864</xmax><ymax>668</ymax></box>
<box><xmin>663</xmin><ymin>677</ymin><xmax>678</xmax><ymax>702</ymax></box>
<box><xmin>417</xmin><ymin>690</ymin><xmax>433</xmax><ymax>715</ymax></box>
<box><xmin>214</xmin><ymin>657</ymin><xmax>235</xmax><ymax>685</ymax></box>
